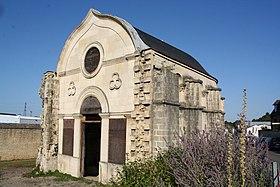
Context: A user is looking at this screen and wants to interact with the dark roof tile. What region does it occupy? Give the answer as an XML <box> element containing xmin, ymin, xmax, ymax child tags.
<box><xmin>135</xmin><ymin>28</ymin><xmax>216</xmax><ymax>81</ymax></box>
<box><xmin>273</xmin><ymin>100</ymin><xmax>280</xmax><ymax>105</ymax></box>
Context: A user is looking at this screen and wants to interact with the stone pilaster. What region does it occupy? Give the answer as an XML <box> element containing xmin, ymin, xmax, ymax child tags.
<box><xmin>130</xmin><ymin>51</ymin><xmax>153</xmax><ymax>160</ymax></box>
<box><xmin>203</xmin><ymin>85</ymin><xmax>225</xmax><ymax>126</ymax></box>
<box><xmin>37</xmin><ymin>71</ymin><xmax>59</xmax><ymax>172</ymax></box>
<box><xmin>179</xmin><ymin>76</ymin><xmax>204</xmax><ymax>131</ymax></box>
<box><xmin>151</xmin><ymin>64</ymin><xmax>180</xmax><ymax>154</ymax></box>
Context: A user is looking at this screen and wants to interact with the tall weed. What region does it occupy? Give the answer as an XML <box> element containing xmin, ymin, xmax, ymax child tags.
<box><xmin>166</xmin><ymin>125</ymin><xmax>271</xmax><ymax>187</ymax></box>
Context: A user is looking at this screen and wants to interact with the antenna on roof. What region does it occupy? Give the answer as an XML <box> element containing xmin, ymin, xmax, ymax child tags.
<box><xmin>23</xmin><ymin>102</ymin><xmax>27</xmax><ymax>116</ymax></box>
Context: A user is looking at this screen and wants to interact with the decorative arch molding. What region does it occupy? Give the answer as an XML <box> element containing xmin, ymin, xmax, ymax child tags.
<box><xmin>76</xmin><ymin>86</ymin><xmax>109</xmax><ymax>113</ymax></box>
<box><xmin>80</xmin><ymin>96</ymin><xmax>101</xmax><ymax>114</ymax></box>
<box><xmin>56</xmin><ymin>8</ymin><xmax>149</xmax><ymax>73</ymax></box>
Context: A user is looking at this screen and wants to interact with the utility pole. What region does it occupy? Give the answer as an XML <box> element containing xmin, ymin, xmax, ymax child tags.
<box><xmin>23</xmin><ymin>102</ymin><xmax>27</xmax><ymax>116</ymax></box>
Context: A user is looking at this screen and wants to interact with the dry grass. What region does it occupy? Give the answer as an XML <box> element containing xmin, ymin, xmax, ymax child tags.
<box><xmin>0</xmin><ymin>159</ymin><xmax>36</xmax><ymax>169</ymax></box>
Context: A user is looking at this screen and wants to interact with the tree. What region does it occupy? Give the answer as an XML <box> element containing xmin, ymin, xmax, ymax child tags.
<box><xmin>252</xmin><ymin>112</ymin><xmax>271</xmax><ymax>122</ymax></box>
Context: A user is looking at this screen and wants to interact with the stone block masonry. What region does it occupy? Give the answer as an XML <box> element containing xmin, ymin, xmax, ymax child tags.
<box><xmin>37</xmin><ymin>71</ymin><xmax>59</xmax><ymax>172</ymax></box>
<box><xmin>130</xmin><ymin>51</ymin><xmax>153</xmax><ymax>159</ymax></box>
<box><xmin>34</xmin><ymin>8</ymin><xmax>225</xmax><ymax>183</ymax></box>
<box><xmin>0</xmin><ymin>123</ymin><xmax>41</xmax><ymax>161</ymax></box>
<box><xmin>152</xmin><ymin>67</ymin><xmax>180</xmax><ymax>154</ymax></box>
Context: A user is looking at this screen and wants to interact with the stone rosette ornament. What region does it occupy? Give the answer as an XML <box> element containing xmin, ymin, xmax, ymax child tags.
<box><xmin>109</xmin><ymin>73</ymin><xmax>122</xmax><ymax>90</ymax></box>
<box><xmin>68</xmin><ymin>81</ymin><xmax>76</xmax><ymax>96</ymax></box>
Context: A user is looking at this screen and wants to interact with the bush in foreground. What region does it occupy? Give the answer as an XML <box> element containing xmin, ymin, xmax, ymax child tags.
<box><xmin>110</xmin><ymin>154</ymin><xmax>176</xmax><ymax>187</ymax></box>
<box><xmin>166</xmin><ymin>125</ymin><xmax>271</xmax><ymax>187</ymax></box>
<box><xmin>111</xmin><ymin>125</ymin><xmax>271</xmax><ymax>187</ymax></box>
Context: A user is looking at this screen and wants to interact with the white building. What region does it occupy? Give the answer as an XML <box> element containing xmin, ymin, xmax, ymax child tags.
<box><xmin>0</xmin><ymin>113</ymin><xmax>41</xmax><ymax>125</ymax></box>
<box><xmin>246</xmin><ymin>121</ymin><xmax>271</xmax><ymax>137</ymax></box>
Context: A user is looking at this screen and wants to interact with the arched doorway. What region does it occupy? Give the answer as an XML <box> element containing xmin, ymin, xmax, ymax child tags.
<box><xmin>80</xmin><ymin>96</ymin><xmax>102</xmax><ymax>176</ymax></box>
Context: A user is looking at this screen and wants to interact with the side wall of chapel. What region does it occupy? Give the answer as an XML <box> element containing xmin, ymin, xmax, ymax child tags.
<box><xmin>148</xmin><ymin>53</ymin><xmax>224</xmax><ymax>154</ymax></box>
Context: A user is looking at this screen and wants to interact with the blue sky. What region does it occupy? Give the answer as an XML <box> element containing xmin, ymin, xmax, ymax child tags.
<box><xmin>0</xmin><ymin>0</ymin><xmax>279</xmax><ymax>121</ymax></box>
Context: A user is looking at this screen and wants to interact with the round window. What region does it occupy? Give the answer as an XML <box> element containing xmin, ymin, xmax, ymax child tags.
<box><xmin>84</xmin><ymin>47</ymin><xmax>100</xmax><ymax>74</ymax></box>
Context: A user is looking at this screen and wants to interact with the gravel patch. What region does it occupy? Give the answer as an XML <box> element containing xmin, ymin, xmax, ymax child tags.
<box><xmin>0</xmin><ymin>167</ymin><xmax>96</xmax><ymax>187</ymax></box>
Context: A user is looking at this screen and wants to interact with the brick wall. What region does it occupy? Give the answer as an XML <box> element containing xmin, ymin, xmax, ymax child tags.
<box><xmin>0</xmin><ymin>123</ymin><xmax>41</xmax><ymax>161</ymax></box>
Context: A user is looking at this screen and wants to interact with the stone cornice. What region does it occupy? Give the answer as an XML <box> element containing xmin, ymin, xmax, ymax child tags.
<box><xmin>153</xmin><ymin>100</ymin><xmax>180</xmax><ymax>106</ymax></box>
<box><xmin>203</xmin><ymin>109</ymin><xmax>225</xmax><ymax>114</ymax></box>
<box><xmin>179</xmin><ymin>104</ymin><xmax>204</xmax><ymax>110</ymax></box>
<box><xmin>206</xmin><ymin>85</ymin><xmax>222</xmax><ymax>91</ymax></box>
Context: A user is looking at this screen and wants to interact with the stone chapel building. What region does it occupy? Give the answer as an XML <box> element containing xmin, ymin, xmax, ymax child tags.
<box><xmin>37</xmin><ymin>8</ymin><xmax>224</xmax><ymax>183</ymax></box>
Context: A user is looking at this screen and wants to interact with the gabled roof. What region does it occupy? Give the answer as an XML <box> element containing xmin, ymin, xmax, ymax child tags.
<box><xmin>89</xmin><ymin>9</ymin><xmax>216</xmax><ymax>81</ymax></box>
<box><xmin>135</xmin><ymin>28</ymin><xmax>213</xmax><ymax>79</ymax></box>
<box><xmin>58</xmin><ymin>8</ymin><xmax>217</xmax><ymax>82</ymax></box>
<box><xmin>0</xmin><ymin>113</ymin><xmax>17</xmax><ymax>116</ymax></box>
<box><xmin>271</xmin><ymin>100</ymin><xmax>280</xmax><ymax>116</ymax></box>
<box><xmin>273</xmin><ymin>100</ymin><xmax>280</xmax><ymax>105</ymax></box>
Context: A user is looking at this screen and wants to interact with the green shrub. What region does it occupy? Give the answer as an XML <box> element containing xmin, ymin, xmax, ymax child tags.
<box><xmin>110</xmin><ymin>153</ymin><xmax>176</xmax><ymax>187</ymax></box>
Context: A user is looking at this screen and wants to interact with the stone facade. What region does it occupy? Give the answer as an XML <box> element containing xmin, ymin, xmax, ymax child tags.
<box><xmin>37</xmin><ymin>8</ymin><xmax>224</xmax><ymax>183</ymax></box>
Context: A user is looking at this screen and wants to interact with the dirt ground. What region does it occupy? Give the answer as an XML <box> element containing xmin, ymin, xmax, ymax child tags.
<box><xmin>0</xmin><ymin>166</ymin><xmax>96</xmax><ymax>187</ymax></box>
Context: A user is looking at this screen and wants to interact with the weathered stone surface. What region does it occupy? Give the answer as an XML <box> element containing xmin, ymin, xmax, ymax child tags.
<box><xmin>151</xmin><ymin>68</ymin><xmax>179</xmax><ymax>154</ymax></box>
<box><xmin>37</xmin><ymin>72</ymin><xmax>59</xmax><ymax>172</ymax></box>
<box><xmin>130</xmin><ymin>51</ymin><xmax>153</xmax><ymax>160</ymax></box>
